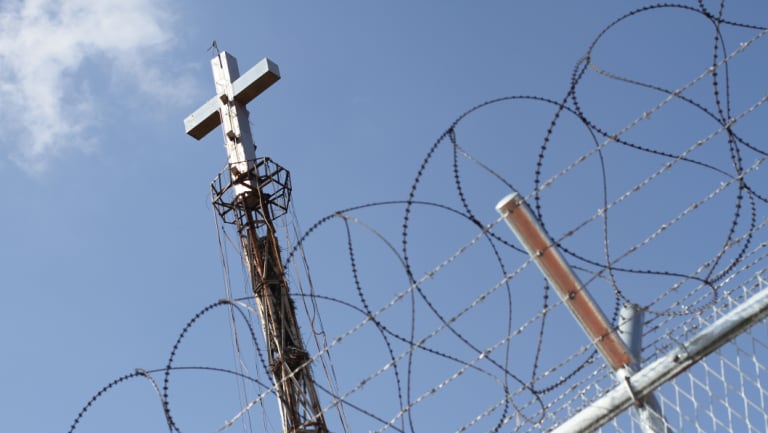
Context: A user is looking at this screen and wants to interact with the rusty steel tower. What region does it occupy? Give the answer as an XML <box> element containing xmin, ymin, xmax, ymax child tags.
<box><xmin>184</xmin><ymin>51</ymin><xmax>328</xmax><ymax>433</ymax></box>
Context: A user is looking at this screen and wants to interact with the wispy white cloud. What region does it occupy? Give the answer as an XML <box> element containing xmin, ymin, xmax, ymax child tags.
<box><xmin>0</xmin><ymin>0</ymin><xmax>185</xmax><ymax>173</ymax></box>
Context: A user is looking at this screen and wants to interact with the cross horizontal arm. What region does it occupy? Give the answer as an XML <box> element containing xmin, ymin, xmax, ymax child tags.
<box><xmin>233</xmin><ymin>58</ymin><xmax>280</xmax><ymax>106</ymax></box>
<box><xmin>183</xmin><ymin>57</ymin><xmax>281</xmax><ymax>140</ymax></box>
<box><xmin>184</xmin><ymin>96</ymin><xmax>220</xmax><ymax>140</ymax></box>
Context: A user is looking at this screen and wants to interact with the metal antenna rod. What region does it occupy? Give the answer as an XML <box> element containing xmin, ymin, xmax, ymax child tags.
<box><xmin>185</xmin><ymin>51</ymin><xmax>329</xmax><ymax>433</ymax></box>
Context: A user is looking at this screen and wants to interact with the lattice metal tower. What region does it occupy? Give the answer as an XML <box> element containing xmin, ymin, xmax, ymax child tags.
<box><xmin>184</xmin><ymin>51</ymin><xmax>329</xmax><ymax>433</ymax></box>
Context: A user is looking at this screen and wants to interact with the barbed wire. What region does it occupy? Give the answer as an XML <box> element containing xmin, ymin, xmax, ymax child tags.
<box><xmin>69</xmin><ymin>2</ymin><xmax>767</xmax><ymax>432</ymax></box>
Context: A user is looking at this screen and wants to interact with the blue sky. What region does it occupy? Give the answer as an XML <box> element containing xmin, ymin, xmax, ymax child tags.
<box><xmin>1</xmin><ymin>1</ymin><xmax>767</xmax><ymax>432</ymax></box>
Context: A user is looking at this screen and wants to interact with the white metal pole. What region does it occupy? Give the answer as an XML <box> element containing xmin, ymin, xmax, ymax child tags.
<box><xmin>617</xmin><ymin>304</ymin><xmax>669</xmax><ymax>433</ymax></box>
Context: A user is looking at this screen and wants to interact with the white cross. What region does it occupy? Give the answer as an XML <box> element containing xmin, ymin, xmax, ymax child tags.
<box><xmin>184</xmin><ymin>52</ymin><xmax>280</xmax><ymax>195</ymax></box>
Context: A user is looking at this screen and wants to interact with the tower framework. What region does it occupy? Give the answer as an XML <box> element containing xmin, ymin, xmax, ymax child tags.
<box><xmin>185</xmin><ymin>52</ymin><xmax>329</xmax><ymax>433</ymax></box>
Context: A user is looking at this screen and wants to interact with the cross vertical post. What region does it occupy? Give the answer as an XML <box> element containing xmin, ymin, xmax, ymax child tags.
<box><xmin>210</xmin><ymin>52</ymin><xmax>257</xmax><ymax>190</ymax></box>
<box><xmin>185</xmin><ymin>52</ymin><xmax>330</xmax><ymax>433</ymax></box>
